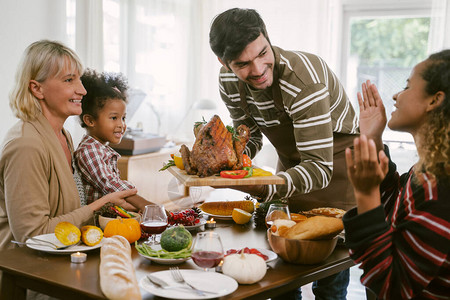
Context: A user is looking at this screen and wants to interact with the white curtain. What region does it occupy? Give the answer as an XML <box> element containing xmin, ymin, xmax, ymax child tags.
<box><xmin>197</xmin><ymin>0</ymin><xmax>341</xmax><ymax>128</ymax></box>
<box><xmin>428</xmin><ymin>0</ymin><xmax>450</xmax><ymax>53</ymax></box>
<box><xmin>75</xmin><ymin>0</ymin><xmax>104</xmax><ymax>70</ymax></box>
<box><xmin>70</xmin><ymin>0</ymin><xmax>339</xmax><ymax>144</ymax></box>
<box><xmin>65</xmin><ymin>0</ymin><xmax>105</xmax><ymax>147</ymax></box>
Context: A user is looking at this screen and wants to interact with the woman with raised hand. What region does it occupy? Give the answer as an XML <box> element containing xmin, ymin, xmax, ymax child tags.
<box><xmin>0</xmin><ymin>40</ymin><xmax>137</xmax><ymax>251</ymax></box>
<box><xmin>343</xmin><ymin>50</ymin><xmax>450</xmax><ymax>299</ymax></box>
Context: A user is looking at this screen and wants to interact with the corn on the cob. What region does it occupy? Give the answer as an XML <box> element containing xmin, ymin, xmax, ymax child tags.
<box><xmin>81</xmin><ymin>225</ymin><xmax>103</xmax><ymax>246</ymax></box>
<box><xmin>54</xmin><ymin>222</ymin><xmax>81</xmax><ymax>245</ymax></box>
<box><xmin>200</xmin><ymin>200</ymin><xmax>254</xmax><ymax>216</ymax></box>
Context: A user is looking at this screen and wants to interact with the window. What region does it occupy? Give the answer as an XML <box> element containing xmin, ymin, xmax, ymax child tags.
<box><xmin>102</xmin><ymin>0</ymin><xmax>194</xmax><ymax>137</ymax></box>
<box><xmin>341</xmin><ymin>1</ymin><xmax>432</xmax><ymax>172</ymax></box>
<box><xmin>342</xmin><ymin>3</ymin><xmax>432</xmax><ymax>140</ymax></box>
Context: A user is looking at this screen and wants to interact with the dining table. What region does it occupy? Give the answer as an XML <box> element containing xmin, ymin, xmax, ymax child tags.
<box><xmin>0</xmin><ymin>219</ymin><xmax>358</xmax><ymax>300</ymax></box>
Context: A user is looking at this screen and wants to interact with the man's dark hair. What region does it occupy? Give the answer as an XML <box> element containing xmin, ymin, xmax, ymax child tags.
<box><xmin>79</xmin><ymin>69</ymin><xmax>128</xmax><ymax>128</ymax></box>
<box><xmin>209</xmin><ymin>8</ymin><xmax>270</xmax><ymax>65</ymax></box>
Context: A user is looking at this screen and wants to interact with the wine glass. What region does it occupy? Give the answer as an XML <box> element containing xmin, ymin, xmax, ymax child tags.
<box><xmin>140</xmin><ymin>204</ymin><xmax>168</xmax><ymax>245</ymax></box>
<box><xmin>189</xmin><ymin>186</ymin><xmax>202</xmax><ymax>206</ymax></box>
<box><xmin>191</xmin><ymin>232</ymin><xmax>224</xmax><ymax>271</ymax></box>
<box><xmin>265</xmin><ymin>203</ymin><xmax>291</xmax><ymax>228</ymax></box>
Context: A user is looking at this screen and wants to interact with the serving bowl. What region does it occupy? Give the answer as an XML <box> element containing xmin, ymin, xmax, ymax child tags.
<box><xmin>98</xmin><ymin>212</ymin><xmax>141</xmax><ymax>230</ymax></box>
<box><xmin>267</xmin><ymin>229</ymin><xmax>338</xmax><ymax>264</ymax></box>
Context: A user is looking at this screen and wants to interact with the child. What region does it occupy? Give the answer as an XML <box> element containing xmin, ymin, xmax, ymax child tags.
<box><xmin>75</xmin><ymin>69</ymin><xmax>153</xmax><ymax>211</ymax></box>
<box><xmin>343</xmin><ymin>50</ymin><xmax>450</xmax><ymax>299</ymax></box>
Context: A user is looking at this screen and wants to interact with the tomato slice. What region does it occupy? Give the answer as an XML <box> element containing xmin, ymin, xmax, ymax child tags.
<box><xmin>242</xmin><ymin>154</ymin><xmax>252</xmax><ymax>167</ymax></box>
<box><xmin>220</xmin><ymin>170</ymin><xmax>248</xmax><ymax>179</ymax></box>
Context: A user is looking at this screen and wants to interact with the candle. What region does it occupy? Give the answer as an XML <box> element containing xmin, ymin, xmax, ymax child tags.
<box><xmin>71</xmin><ymin>252</ymin><xmax>87</xmax><ymax>263</ymax></box>
<box><xmin>205</xmin><ymin>218</ymin><xmax>216</xmax><ymax>229</ymax></box>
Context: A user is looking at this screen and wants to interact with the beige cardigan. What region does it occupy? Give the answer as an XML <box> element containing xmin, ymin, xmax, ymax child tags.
<box><xmin>0</xmin><ymin>113</ymin><xmax>93</xmax><ymax>250</ymax></box>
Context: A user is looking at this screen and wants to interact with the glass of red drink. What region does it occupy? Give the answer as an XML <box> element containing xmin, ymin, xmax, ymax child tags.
<box><xmin>191</xmin><ymin>232</ymin><xmax>224</xmax><ymax>271</ymax></box>
<box><xmin>140</xmin><ymin>204</ymin><xmax>168</xmax><ymax>245</ymax></box>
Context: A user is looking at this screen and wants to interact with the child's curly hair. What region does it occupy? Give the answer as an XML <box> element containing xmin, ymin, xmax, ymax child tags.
<box><xmin>79</xmin><ymin>69</ymin><xmax>129</xmax><ymax>128</ymax></box>
<box><xmin>416</xmin><ymin>49</ymin><xmax>450</xmax><ymax>178</ymax></box>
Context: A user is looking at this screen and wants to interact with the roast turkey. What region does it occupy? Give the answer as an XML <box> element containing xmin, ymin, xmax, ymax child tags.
<box><xmin>180</xmin><ymin>115</ymin><xmax>250</xmax><ymax>177</ymax></box>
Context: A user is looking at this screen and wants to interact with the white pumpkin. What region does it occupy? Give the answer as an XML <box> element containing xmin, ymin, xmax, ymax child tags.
<box><xmin>222</xmin><ymin>252</ymin><xmax>267</xmax><ymax>284</ymax></box>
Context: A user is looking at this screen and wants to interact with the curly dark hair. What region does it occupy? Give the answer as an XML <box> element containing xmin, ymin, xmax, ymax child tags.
<box><xmin>209</xmin><ymin>8</ymin><xmax>271</xmax><ymax>66</ymax></box>
<box><xmin>79</xmin><ymin>69</ymin><xmax>128</xmax><ymax>128</ymax></box>
<box><xmin>416</xmin><ymin>49</ymin><xmax>450</xmax><ymax>178</ymax></box>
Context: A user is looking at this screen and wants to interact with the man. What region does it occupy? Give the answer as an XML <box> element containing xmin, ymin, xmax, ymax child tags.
<box><xmin>209</xmin><ymin>8</ymin><xmax>359</xmax><ymax>300</ymax></box>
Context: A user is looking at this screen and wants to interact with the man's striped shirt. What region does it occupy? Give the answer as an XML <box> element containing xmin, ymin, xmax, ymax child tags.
<box><xmin>219</xmin><ymin>46</ymin><xmax>358</xmax><ymax>200</ymax></box>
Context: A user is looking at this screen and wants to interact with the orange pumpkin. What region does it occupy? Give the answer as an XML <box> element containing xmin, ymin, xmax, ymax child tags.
<box><xmin>103</xmin><ymin>217</ymin><xmax>141</xmax><ymax>243</ymax></box>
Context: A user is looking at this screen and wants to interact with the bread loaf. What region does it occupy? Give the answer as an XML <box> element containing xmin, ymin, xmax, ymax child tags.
<box><xmin>100</xmin><ymin>235</ymin><xmax>141</xmax><ymax>300</ymax></box>
<box><xmin>285</xmin><ymin>216</ymin><xmax>343</xmax><ymax>240</ymax></box>
<box><xmin>300</xmin><ymin>207</ymin><xmax>346</xmax><ymax>219</ymax></box>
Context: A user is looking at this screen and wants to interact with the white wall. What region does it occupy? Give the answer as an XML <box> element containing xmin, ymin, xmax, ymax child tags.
<box><xmin>0</xmin><ymin>0</ymin><xmax>68</xmax><ymax>141</ymax></box>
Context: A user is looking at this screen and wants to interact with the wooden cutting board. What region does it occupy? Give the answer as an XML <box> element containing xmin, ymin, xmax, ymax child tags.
<box><xmin>167</xmin><ymin>166</ymin><xmax>286</xmax><ymax>187</ymax></box>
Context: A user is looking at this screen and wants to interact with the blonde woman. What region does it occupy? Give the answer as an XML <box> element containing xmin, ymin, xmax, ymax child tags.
<box><xmin>0</xmin><ymin>40</ymin><xmax>136</xmax><ymax>251</ymax></box>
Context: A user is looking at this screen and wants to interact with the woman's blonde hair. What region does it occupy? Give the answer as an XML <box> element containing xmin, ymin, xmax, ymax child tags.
<box><xmin>9</xmin><ymin>40</ymin><xmax>84</xmax><ymax>121</ymax></box>
<box><xmin>416</xmin><ymin>49</ymin><xmax>450</xmax><ymax>178</ymax></box>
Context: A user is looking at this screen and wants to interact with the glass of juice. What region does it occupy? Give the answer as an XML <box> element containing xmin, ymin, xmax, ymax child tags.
<box><xmin>191</xmin><ymin>232</ymin><xmax>224</xmax><ymax>271</ymax></box>
<box><xmin>265</xmin><ymin>203</ymin><xmax>291</xmax><ymax>228</ymax></box>
<box><xmin>140</xmin><ymin>204</ymin><xmax>168</xmax><ymax>245</ymax></box>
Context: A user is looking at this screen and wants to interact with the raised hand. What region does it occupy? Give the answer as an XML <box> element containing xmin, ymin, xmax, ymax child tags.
<box><xmin>358</xmin><ymin>80</ymin><xmax>387</xmax><ymax>152</ymax></box>
<box><xmin>345</xmin><ymin>135</ymin><xmax>389</xmax><ymax>214</ymax></box>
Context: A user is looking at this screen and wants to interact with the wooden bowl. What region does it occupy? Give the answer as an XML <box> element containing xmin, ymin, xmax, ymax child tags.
<box><xmin>267</xmin><ymin>229</ymin><xmax>338</xmax><ymax>264</ymax></box>
<box><xmin>98</xmin><ymin>212</ymin><xmax>141</xmax><ymax>230</ymax></box>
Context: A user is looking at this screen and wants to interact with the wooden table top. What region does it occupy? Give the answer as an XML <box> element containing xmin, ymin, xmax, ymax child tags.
<box><xmin>0</xmin><ymin>220</ymin><xmax>354</xmax><ymax>300</ymax></box>
<box><xmin>167</xmin><ymin>166</ymin><xmax>285</xmax><ymax>187</ymax></box>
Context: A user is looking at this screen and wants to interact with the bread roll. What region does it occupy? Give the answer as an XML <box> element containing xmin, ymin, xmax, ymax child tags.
<box><xmin>290</xmin><ymin>213</ymin><xmax>308</xmax><ymax>223</ymax></box>
<box><xmin>270</xmin><ymin>219</ymin><xmax>296</xmax><ymax>236</ymax></box>
<box><xmin>285</xmin><ymin>216</ymin><xmax>343</xmax><ymax>240</ymax></box>
<box><xmin>100</xmin><ymin>235</ymin><xmax>141</xmax><ymax>300</ymax></box>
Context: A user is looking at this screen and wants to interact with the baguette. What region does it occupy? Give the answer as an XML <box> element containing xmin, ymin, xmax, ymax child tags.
<box><xmin>285</xmin><ymin>216</ymin><xmax>343</xmax><ymax>240</ymax></box>
<box><xmin>100</xmin><ymin>235</ymin><xmax>141</xmax><ymax>300</ymax></box>
<box><xmin>200</xmin><ymin>200</ymin><xmax>254</xmax><ymax>216</ymax></box>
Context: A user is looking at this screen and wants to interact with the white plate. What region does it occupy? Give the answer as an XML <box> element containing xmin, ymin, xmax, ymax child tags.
<box><xmin>25</xmin><ymin>233</ymin><xmax>103</xmax><ymax>254</ymax></box>
<box><xmin>176</xmin><ymin>219</ymin><xmax>207</xmax><ymax>230</ymax></box>
<box><xmin>226</xmin><ymin>248</ymin><xmax>278</xmax><ymax>263</ymax></box>
<box><xmin>257</xmin><ymin>248</ymin><xmax>278</xmax><ymax>263</ymax></box>
<box><xmin>202</xmin><ymin>212</ymin><xmax>232</xmax><ymax>220</ymax></box>
<box><xmin>140</xmin><ymin>269</ymin><xmax>238</xmax><ymax>299</ymax></box>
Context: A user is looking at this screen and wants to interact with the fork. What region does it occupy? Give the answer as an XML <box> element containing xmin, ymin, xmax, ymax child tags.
<box><xmin>146</xmin><ymin>275</ymin><xmax>192</xmax><ymax>291</ymax></box>
<box><xmin>169</xmin><ymin>267</ymin><xmax>216</xmax><ymax>296</ymax></box>
<box><xmin>24</xmin><ymin>236</ymin><xmax>81</xmax><ymax>250</ymax></box>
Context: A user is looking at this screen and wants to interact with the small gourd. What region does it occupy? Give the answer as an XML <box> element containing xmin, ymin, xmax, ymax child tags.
<box><xmin>81</xmin><ymin>225</ymin><xmax>103</xmax><ymax>246</ymax></box>
<box><xmin>222</xmin><ymin>251</ymin><xmax>267</xmax><ymax>284</ymax></box>
<box><xmin>103</xmin><ymin>217</ymin><xmax>141</xmax><ymax>243</ymax></box>
<box><xmin>54</xmin><ymin>222</ymin><xmax>81</xmax><ymax>245</ymax></box>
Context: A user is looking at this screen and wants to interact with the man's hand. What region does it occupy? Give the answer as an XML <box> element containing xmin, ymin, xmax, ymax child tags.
<box><xmin>215</xmin><ymin>184</ymin><xmax>266</xmax><ymax>200</ymax></box>
<box><xmin>358</xmin><ymin>80</ymin><xmax>387</xmax><ymax>152</ymax></box>
<box><xmin>345</xmin><ymin>135</ymin><xmax>389</xmax><ymax>214</ymax></box>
